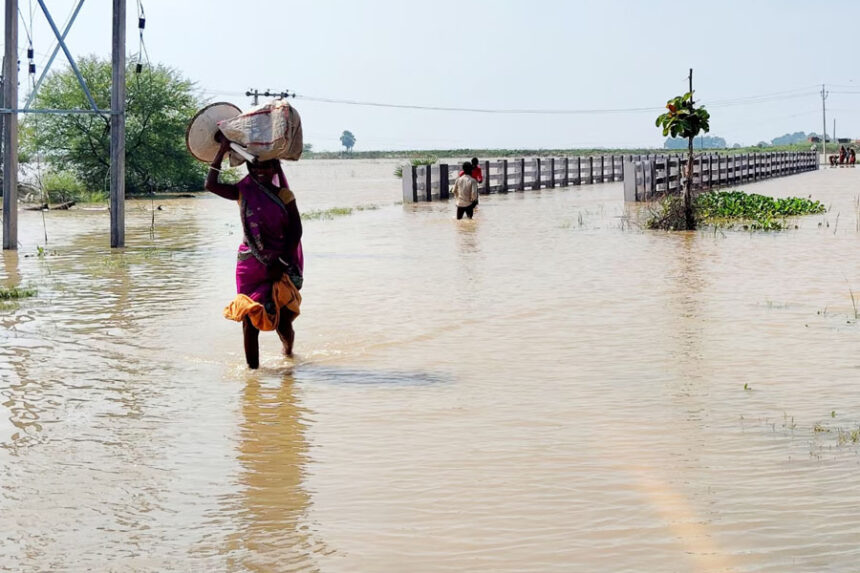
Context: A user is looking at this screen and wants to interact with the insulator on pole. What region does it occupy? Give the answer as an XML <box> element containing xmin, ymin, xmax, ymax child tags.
<box><xmin>29</xmin><ymin>63</ymin><xmax>35</xmax><ymax>74</ymax></box>
<box><xmin>27</xmin><ymin>47</ymin><xmax>34</xmax><ymax>59</ymax></box>
<box><xmin>135</xmin><ymin>63</ymin><xmax>142</xmax><ymax>74</ymax></box>
<box><xmin>139</xmin><ymin>17</ymin><xmax>145</xmax><ymax>29</ymax></box>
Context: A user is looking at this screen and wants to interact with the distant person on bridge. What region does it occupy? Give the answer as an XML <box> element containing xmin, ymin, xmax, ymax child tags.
<box><xmin>205</xmin><ymin>136</ymin><xmax>304</xmax><ymax>368</ymax></box>
<box><xmin>452</xmin><ymin>161</ymin><xmax>479</xmax><ymax>220</ymax></box>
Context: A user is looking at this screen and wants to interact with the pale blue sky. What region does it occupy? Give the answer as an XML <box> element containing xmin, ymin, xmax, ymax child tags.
<box><xmin>4</xmin><ymin>0</ymin><xmax>859</xmax><ymax>150</ymax></box>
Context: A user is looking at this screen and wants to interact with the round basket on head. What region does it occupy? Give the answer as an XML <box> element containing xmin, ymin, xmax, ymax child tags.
<box><xmin>186</xmin><ymin>102</ymin><xmax>242</xmax><ymax>163</ymax></box>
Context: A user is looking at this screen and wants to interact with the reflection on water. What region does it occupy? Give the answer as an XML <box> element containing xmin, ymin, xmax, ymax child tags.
<box><xmin>2</xmin><ymin>161</ymin><xmax>860</xmax><ymax>570</ymax></box>
<box><xmin>222</xmin><ymin>375</ymin><xmax>325</xmax><ymax>571</ymax></box>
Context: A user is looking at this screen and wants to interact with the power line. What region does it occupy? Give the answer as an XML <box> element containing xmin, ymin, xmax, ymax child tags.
<box><xmin>295</xmin><ymin>94</ymin><xmax>664</xmax><ymax>115</ymax></box>
<box><xmin>294</xmin><ymin>90</ymin><xmax>819</xmax><ymax>115</ymax></box>
<box><xmin>196</xmin><ymin>85</ymin><xmax>822</xmax><ymax>117</ymax></box>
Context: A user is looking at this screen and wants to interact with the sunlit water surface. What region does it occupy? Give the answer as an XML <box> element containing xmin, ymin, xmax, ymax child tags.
<box><xmin>2</xmin><ymin>159</ymin><xmax>860</xmax><ymax>572</ymax></box>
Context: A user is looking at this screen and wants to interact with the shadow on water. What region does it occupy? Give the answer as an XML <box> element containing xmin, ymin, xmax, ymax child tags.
<box><xmin>294</xmin><ymin>365</ymin><xmax>450</xmax><ymax>387</ymax></box>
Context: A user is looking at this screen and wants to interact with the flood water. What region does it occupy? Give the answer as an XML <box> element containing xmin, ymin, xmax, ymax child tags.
<box><xmin>2</xmin><ymin>159</ymin><xmax>860</xmax><ymax>572</ymax></box>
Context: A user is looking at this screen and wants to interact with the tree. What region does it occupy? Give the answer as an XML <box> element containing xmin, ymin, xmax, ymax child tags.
<box><xmin>302</xmin><ymin>143</ymin><xmax>314</xmax><ymax>154</ymax></box>
<box><xmin>771</xmin><ymin>131</ymin><xmax>807</xmax><ymax>146</ymax></box>
<box><xmin>655</xmin><ymin>69</ymin><xmax>710</xmax><ymax>230</ymax></box>
<box><xmin>340</xmin><ymin>130</ymin><xmax>356</xmax><ymax>152</ymax></box>
<box><xmin>23</xmin><ymin>56</ymin><xmax>207</xmax><ymax>194</ymax></box>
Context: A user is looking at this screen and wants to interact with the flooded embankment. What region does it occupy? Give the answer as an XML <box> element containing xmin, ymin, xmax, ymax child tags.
<box><xmin>2</xmin><ymin>159</ymin><xmax>860</xmax><ymax>571</ymax></box>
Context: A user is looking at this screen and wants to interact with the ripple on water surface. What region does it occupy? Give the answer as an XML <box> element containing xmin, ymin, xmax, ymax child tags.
<box><xmin>2</xmin><ymin>163</ymin><xmax>860</xmax><ymax>571</ymax></box>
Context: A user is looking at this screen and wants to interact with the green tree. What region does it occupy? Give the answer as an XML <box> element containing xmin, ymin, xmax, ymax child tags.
<box><xmin>655</xmin><ymin>69</ymin><xmax>710</xmax><ymax>230</ymax></box>
<box><xmin>23</xmin><ymin>56</ymin><xmax>207</xmax><ymax>194</ymax></box>
<box><xmin>302</xmin><ymin>142</ymin><xmax>314</xmax><ymax>154</ymax></box>
<box><xmin>340</xmin><ymin>130</ymin><xmax>356</xmax><ymax>152</ymax></box>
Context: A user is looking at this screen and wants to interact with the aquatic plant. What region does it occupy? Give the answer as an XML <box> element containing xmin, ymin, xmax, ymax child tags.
<box><xmin>838</xmin><ymin>427</ymin><xmax>860</xmax><ymax>445</ymax></box>
<box><xmin>0</xmin><ymin>286</ymin><xmax>37</xmax><ymax>300</ymax></box>
<box><xmin>647</xmin><ymin>190</ymin><xmax>826</xmax><ymax>231</ymax></box>
<box><xmin>696</xmin><ymin>191</ymin><xmax>826</xmax><ymax>220</ymax></box>
<box><xmin>303</xmin><ymin>204</ymin><xmax>379</xmax><ymax>221</ymax></box>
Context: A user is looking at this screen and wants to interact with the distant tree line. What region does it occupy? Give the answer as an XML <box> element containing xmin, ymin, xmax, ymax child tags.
<box><xmin>665</xmin><ymin>131</ymin><xmax>839</xmax><ymax>150</ymax></box>
<box><xmin>664</xmin><ymin>135</ymin><xmax>726</xmax><ymax>149</ymax></box>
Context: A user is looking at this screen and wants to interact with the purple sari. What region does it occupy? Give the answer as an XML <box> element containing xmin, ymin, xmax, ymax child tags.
<box><xmin>235</xmin><ymin>175</ymin><xmax>303</xmax><ymax>304</ymax></box>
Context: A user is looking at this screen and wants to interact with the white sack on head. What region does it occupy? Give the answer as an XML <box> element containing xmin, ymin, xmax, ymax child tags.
<box><xmin>217</xmin><ymin>99</ymin><xmax>303</xmax><ymax>165</ymax></box>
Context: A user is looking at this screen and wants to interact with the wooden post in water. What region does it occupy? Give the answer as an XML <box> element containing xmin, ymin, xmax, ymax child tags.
<box><xmin>423</xmin><ymin>165</ymin><xmax>432</xmax><ymax>201</ymax></box>
<box><xmin>482</xmin><ymin>160</ymin><xmax>490</xmax><ymax>195</ymax></box>
<box><xmin>402</xmin><ymin>165</ymin><xmax>416</xmax><ymax>202</ymax></box>
<box><xmin>534</xmin><ymin>158</ymin><xmax>541</xmax><ymax>190</ymax></box>
<box><xmin>110</xmin><ymin>0</ymin><xmax>127</xmax><ymax>248</ymax></box>
<box><xmin>518</xmin><ymin>158</ymin><xmax>525</xmax><ymax>190</ymax></box>
<box><xmin>3</xmin><ymin>0</ymin><xmax>19</xmax><ymax>250</ymax></box>
<box><xmin>562</xmin><ymin>157</ymin><xmax>569</xmax><ymax>187</ymax></box>
<box><xmin>439</xmin><ymin>164</ymin><xmax>449</xmax><ymax>200</ymax></box>
<box><xmin>501</xmin><ymin>159</ymin><xmax>508</xmax><ymax>192</ymax></box>
<box><xmin>622</xmin><ymin>158</ymin><xmax>637</xmax><ymax>201</ymax></box>
<box><xmin>549</xmin><ymin>157</ymin><xmax>555</xmax><ymax>188</ymax></box>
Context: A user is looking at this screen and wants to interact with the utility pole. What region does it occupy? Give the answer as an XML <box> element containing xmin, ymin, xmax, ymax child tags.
<box><xmin>3</xmin><ymin>0</ymin><xmax>19</xmax><ymax>250</ymax></box>
<box><xmin>110</xmin><ymin>0</ymin><xmax>126</xmax><ymax>248</ymax></box>
<box><xmin>245</xmin><ymin>89</ymin><xmax>295</xmax><ymax>106</ymax></box>
<box><xmin>821</xmin><ymin>84</ymin><xmax>828</xmax><ymax>163</ymax></box>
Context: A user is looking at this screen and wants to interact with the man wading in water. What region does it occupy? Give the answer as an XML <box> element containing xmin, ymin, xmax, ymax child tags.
<box><xmin>206</xmin><ymin>136</ymin><xmax>304</xmax><ymax>369</ymax></box>
<box><xmin>452</xmin><ymin>161</ymin><xmax>479</xmax><ymax>220</ymax></box>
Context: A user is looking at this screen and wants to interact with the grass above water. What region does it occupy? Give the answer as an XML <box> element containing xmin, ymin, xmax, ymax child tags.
<box><xmin>0</xmin><ymin>286</ymin><xmax>37</xmax><ymax>300</ymax></box>
<box><xmin>303</xmin><ymin>204</ymin><xmax>380</xmax><ymax>221</ymax></box>
<box><xmin>648</xmin><ymin>190</ymin><xmax>827</xmax><ymax>231</ymax></box>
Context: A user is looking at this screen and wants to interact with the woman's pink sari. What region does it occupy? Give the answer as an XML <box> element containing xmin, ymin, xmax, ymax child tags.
<box><xmin>234</xmin><ymin>175</ymin><xmax>303</xmax><ymax>305</ymax></box>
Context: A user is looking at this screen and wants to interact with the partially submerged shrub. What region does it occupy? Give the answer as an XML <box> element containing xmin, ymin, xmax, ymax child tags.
<box><xmin>41</xmin><ymin>170</ymin><xmax>105</xmax><ymax>203</ymax></box>
<box><xmin>646</xmin><ymin>190</ymin><xmax>827</xmax><ymax>231</ymax></box>
<box><xmin>646</xmin><ymin>195</ymin><xmax>690</xmax><ymax>231</ymax></box>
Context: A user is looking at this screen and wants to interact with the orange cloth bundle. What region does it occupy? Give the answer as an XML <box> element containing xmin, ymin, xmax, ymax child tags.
<box><xmin>223</xmin><ymin>274</ymin><xmax>301</xmax><ymax>331</ymax></box>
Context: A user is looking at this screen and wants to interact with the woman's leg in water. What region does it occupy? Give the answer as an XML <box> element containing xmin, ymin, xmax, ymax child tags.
<box><xmin>243</xmin><ymin>317</ymin><xmax>260</xmax><ymax>369</ymax></box>
<box><xmin>276</xmin><ymin>309</ymin><xmax>296</xmax><ymax>356</ymax></box>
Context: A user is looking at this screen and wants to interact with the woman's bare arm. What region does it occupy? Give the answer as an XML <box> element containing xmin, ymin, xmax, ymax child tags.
<box><xmin>204</xmin><ymin>137</ymin><xmax>239</xmax><ymax>200</ymax></box>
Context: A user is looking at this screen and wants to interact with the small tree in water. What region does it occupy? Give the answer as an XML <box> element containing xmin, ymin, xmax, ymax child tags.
<box><xmin>655</xmin><ymin>69</ymin><xmax>710</xmax><ymax>230</ymax></box>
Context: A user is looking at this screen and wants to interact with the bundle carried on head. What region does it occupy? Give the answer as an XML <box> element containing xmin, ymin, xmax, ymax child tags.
<box><xmin>186</xmin><ymin>99</ymin><xmax>303</xmax><ymax>166</ymax></box>
<box><xmin>217</xmin><ymin>100</ymin><xmax>303</xmax><ymax>166</ymax></box>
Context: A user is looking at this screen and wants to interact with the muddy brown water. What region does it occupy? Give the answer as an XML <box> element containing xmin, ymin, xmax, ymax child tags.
<box><xmin>2</xmin><ymin>160</ymin><xmax>860</xmax><ymax>571</ymax></box>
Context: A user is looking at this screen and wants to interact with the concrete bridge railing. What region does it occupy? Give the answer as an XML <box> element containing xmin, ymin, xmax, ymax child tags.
<box><xmin>622</xmin><ymin>151</ymin><xmax>819</xmax><ymax>202</ymax></box>
<box><xmin>401</xmin><ymin>151</ymin><xmax>819</xmax><ymax>203</ymax></box>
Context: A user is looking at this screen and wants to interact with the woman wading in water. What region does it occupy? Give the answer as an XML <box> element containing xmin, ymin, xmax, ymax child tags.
<box><xmin>205</xmin><ymin>136</ymin><xmax>303</xmax><ymax>369</ymax></box>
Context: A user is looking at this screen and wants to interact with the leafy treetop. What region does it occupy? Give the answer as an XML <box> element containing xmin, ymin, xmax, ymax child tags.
<box><xmin>655</xmin><ymin>92</ymin><xmax>710</xmax><ymax>140</ymax></box>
